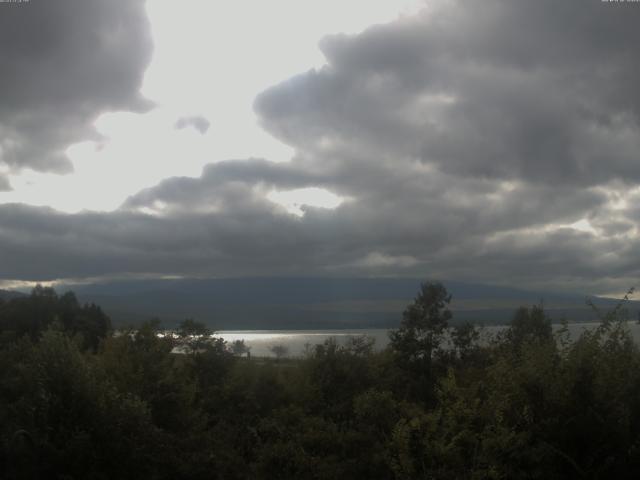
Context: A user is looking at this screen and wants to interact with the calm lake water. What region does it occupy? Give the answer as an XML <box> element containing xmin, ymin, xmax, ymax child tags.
<box><xmin>217</xmin><ymin>322</ymin><xmax>640</xmax><ymax>358</ymax></box>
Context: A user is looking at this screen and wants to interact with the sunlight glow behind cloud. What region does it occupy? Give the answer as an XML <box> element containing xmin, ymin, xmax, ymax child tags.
<box><xmin>0</xmin><ymin>0</ymin><xmax>424</xmax><ymax>213</ymax></box>
<box><xmin>267</xmin><ymin>187</ymin><xmax>347</xmax><ymax>217</ymax></box>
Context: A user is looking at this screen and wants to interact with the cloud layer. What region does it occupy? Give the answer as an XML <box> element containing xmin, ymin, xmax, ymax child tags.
<box><xmin>2</xmin><ymin>0</ymin><xmax>640</xmax><ymax>294</ymax></box>
<box><xmin>0</xmin><ymin>0</ymin><xmax>152</xmax><ymax>185</ymax></box>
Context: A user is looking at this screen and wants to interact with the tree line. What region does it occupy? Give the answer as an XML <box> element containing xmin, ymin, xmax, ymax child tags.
<box><xmin>1</xmin><ymin>282</ymin><xmax>640</xmax><ymax>478</ymax></box>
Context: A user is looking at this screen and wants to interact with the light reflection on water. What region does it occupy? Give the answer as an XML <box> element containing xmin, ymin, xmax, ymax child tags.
<box><xmin>216</xmin><ymin>322</ymin><xmax>640</xmax><ymax>358</ymax></box>
<box><xmin>218</xmin><ymin>329</ymin><xmax>390</xmax><ymax>357</ymax></box>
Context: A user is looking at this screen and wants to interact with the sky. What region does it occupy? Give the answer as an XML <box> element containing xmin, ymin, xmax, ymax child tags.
<box><xmin>0</xmin><ymin>0</ymin><xmax>639</xmax><ymax>295</ymax></box>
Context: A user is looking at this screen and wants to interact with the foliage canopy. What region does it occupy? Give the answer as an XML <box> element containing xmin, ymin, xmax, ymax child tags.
<box><xmin>2</xmin><ymin>283</ymin><xmax>640</xmax><ymax>478</ymax></box>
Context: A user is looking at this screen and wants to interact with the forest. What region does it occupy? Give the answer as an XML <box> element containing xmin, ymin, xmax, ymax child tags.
<box><xmin>2</xmin><ymin>282</ymin><xmax>640</xmax><ymax>479</ymax></box>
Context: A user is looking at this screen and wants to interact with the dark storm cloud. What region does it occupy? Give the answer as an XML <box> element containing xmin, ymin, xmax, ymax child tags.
<box><xmin>2</xmin><ymin>0</ymin><xmax>640</xmax><ymax>294</ymax></box>
<box><xmin>0</xmin><ymin>0</ymin><xmax>153</xmax><ymax>177</ymax></box>
<box><xmin>0</xmin><ymin>173</ymin><xmax>631</xmax><ymax>294</ymax></box>
<box><xmin>256</xmin><ymin>0</ymin><xmax>640</xmax><ymax>185</ymax></box>
<box><xmin>0</xmin><ymin>162</ymin><xmax>615</xmax><ymax>291</ymax></box>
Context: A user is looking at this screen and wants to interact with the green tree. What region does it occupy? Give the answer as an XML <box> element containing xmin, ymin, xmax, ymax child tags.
<box><xmin>176</xmin><ymin>318</ymin><xmax>213</xmax><ymax>353</ymax></box>
<box><xmin>507</xmin><ymin>304</ymin><xmax>552</xmax><ymax>348</ymax></box>
<box><xmin>304</xmin><ymin>337</ymin><xmax>376</xmax><ymax>420</ymax></box>
<box><xmin>389</xmin><ymin>282</ymin><xmax>452</xmax><ymax>402</ymax></box>
<box><xmin>390</xmin><ymin>282</ymin><xmax>452</xmax><ymax>363</ymax></box>
<box><xmin>0</xmin><ymin>327</ymin><xmax>161</xmax><ymax>479</ymax></box>
<box><xmin>231</xmin><ymin>339</ymin><xmax>251</xmax><ymax>357</ymax></box>
<box><xmin>450</xmin><ymin>321</ymin><xmax>480</xmax><ymax>360</ymax></box>
<box><xmin>177</xmin><ymin>318</ymin><xmax>210</xmax><ymax>337</ymax></box>
<box><xmin>269</xmin><ymin>344</ymin><xmax>289</xmax><ymax>361</ymax></box>
<box><xmin>0</xmin><ymin>286</ymin><xmax>110</xmax><ymax>351</ymax></box>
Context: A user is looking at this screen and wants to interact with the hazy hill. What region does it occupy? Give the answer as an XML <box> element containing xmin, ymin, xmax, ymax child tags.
<box><xmin>0</xmin><ymin>289</ymin><xmax>26</xmax><ymax>301</ymax></box>
<box><xmin>51</xmin><ymin>278</ymin><xmax>639</xmax><ymax>329</ymax></box>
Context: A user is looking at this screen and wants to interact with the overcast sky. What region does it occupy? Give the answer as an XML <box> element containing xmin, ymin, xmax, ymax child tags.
<box><xmin>1</xmin><ymin>0</ymin><xmax>639</xmax><ymax>295</ymax></box>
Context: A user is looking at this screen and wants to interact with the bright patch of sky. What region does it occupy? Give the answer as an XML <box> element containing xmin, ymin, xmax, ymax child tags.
<box><xmin>0</xmin><ymin>0</ymin><xmax>424</xmax><ymax>213</ymax></box>
<box><xmin>267</xmin><ymin>187</ymin><xmax>347</xmax><ymax>216</ymax></box>
<box><xmin>566</xmin><ymin>219</ymin><xmax>597</xmax><ymax>235</ymax></box>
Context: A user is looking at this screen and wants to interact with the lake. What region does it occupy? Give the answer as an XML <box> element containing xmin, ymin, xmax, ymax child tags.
<box><xmin>217</xmin><ymin>321</ymin><xmax>640</xmax><ymax>358</ymax></box>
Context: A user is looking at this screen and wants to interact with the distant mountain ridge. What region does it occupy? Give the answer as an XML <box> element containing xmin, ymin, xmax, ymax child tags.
<box><xmin>49</xmin><ymin>277</ymin><xmax>640</xmax><ymax>330</ymax></box>
<box><xmin>0</xmin><ymin>289</ymin><xmax>26</xmax><ymax>301</ymax></box>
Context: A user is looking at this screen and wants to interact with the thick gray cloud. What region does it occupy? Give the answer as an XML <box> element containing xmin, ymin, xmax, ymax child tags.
<box><xmin>0</xmin><ymin>0</ymin><xmax>153</xmax><ymax>185</ymax></box>
<box><xmin>256</xmin><ymin>0</ymin><xmax>640</xmax><ymax>186</ymax></box>
<box><xmin>2</xmin><ymin>0</ymin><xmax>640</xmax><ymax>294</ymax></box>
<box><xmin>0</xmin><ymin>158</ymin><xmax>628</xmax><ymax>293</ymax></box>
